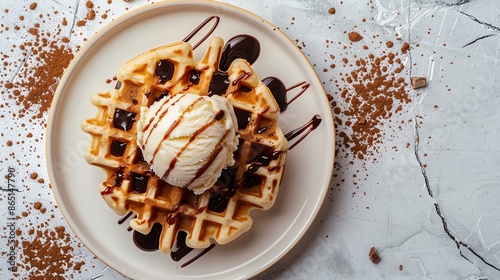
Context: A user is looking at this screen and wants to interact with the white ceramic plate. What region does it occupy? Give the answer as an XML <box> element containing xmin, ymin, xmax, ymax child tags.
<box><xmin>46</xmin><ymin>1</ymin><xmax>335</xmax><ymax>279</ymax></box>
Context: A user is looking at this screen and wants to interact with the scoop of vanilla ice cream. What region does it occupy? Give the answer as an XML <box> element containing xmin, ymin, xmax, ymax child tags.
<box><xmin>137</xmin><ymin>93</ymin><xmax>238</xmax><ymax>194</ymax></box>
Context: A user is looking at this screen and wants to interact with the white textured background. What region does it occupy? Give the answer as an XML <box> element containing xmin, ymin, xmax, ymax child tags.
<box><xmin>1</xmin><ymin>0</ymin><xmax>499</xmax><ymax>279</ymax></box>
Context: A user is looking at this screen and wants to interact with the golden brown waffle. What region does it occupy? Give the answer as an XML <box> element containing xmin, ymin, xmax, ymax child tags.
<box><xmin>81</xmin><ymin>37</ymin><xmax>287</xmax><ymax>253</ymax></box>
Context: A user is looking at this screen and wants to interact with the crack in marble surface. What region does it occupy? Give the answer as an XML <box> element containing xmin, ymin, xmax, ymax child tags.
<box><xmin>68</xmin><ymin>0</ymin><xmax>82</xmax><ymax>39</ymax></box>
<box><xmin>458</xmin><ymin>11</ymin><xmax>500</xmax><ymax>32</ymax></box>
<box><xmin>413</xmin><ymin>119</ymin><xmax>434</xmax><ymax>198</ymax></box>
<box><xmin>462</xmin><ymin>34</ymin><xmax>497</xmax><ymax>48</ymax></box>
<box><xmin>434</xmin><ymin>204</ymin><xmax>500</xmax><ymax>272</ymax></box>
<box><xmin>10</xmin><ymin>50</ymin><xmax>31</xmax><ymax>83</ymax></box>
<box><xmin>421</xmin><ymin>0</ymin><xmax>478</xmax><ymax>6</ymax></box>
<box><xmin>414</xmin><ymin>120</ymin><xmax>500</xmax><ymax>273</ymax></box>
<box><xmin>407</xmin><ymin>0</ymin><xmax>414</xmax><ymax>77</ymax></box>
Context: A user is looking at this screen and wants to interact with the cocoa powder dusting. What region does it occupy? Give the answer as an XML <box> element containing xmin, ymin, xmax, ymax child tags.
<box><xmin>333</xmin><ymin>52</ymin><xmax>410</xmax><ymax>160</ymax></box>
<box><xmin>0</xmin><ymin>2</ymin><xmax>110</xmax><ymax>277</ymax></box>
<box><xmin>2</xmin><ymin>9</ymin><xmax>75</xmax><ymax>121</ymax></box>
<box><xmin>18</xmin><ymin>226</ymin><xmax>76</xmax><ymax>279</ymax></box>
<box><xmin>13</xmin><ymin>42</ymin><xmax>74</xmax><ymax>119</ymax></box>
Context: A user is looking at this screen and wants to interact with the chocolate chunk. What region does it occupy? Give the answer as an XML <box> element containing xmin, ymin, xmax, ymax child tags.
<box><xmin>234</xmin><ymin>109</ymin><xmax>252</xmax><ymax>130</ymax></box>
<box><xmin>155</xmin><ymin>59</ymin><xmax>175</xmax><ymax>84</ymax></box>
<box><xmin>131</xmin><ymin>173</ymin><xmax>148</xmax><ymax>193</ymax></box>
<box><xmin>369</xmin><ymin>247</ymin><xmax>381</xmax><ymax>264</ymax></box>
<box><xmin>110</xmin><ymin>140</ymin><xmax>127</xmax><ymax>156</ymax></box>
<box><xmin>189</xmin><ymin>70</ymin><xmax>201</xmax><ymax>85</ymax></box>
<box><xmin>113</xmin><ymin>109</ymin><xmax>136</xmax><ymax>131</ymax></box>
<box><xmin>411</xmin><ymin>77</ymin><xmax>427</xmax><ymax>89</ymax></box>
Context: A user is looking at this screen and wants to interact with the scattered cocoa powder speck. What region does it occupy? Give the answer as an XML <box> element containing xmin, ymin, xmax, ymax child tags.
<box><xmin>86</xmin><ymin>1</ymin><xmax>96</xmax><ymax>21</ymax></box>
<box><xmin>30</xmin><ymin>172</ymin><xmax>38</xmax><ymax>179</ymax></box>
<box><xmin>87</xmin><ymin>10</ymin><xmax>96</xmax><ymax>21</ymax></box>
<box><xmin>328</xmin><ymin>7</ymin><xmax>336</xmax><ymax>14</ymax></box>
<box><xmin>29</xmin><ymin>3</ymin><xmax>37</xmax><ymax>10</ymax></box>
<box><xmin>7</xmin><ymin>140</ymin><xmax>13</xmax><ymax>146</ymax></box>
<box><xmin>76</xmin><ymin>20</ymin><xmax>86</xmax><ymax>27</ymax></box>
<box><xmin>348</xmin><ymin>32</ymin><xmax>363</xmax><ymax>42</ymax></box>
<box><xmin>401</xmin><ymin>42</ymin><xmax>410</xmax><ymax>54</ymax></box>
<box><xmin>28</xmin><ymin>27</ymin><xmax>38</xmax><ymax>35</ymax></box>
<box><xmin>34</xmin><ymin>202</ymin><xmax>42</xmax><ymax>210</ymax></box>
<box><xmin>74</xmin><ymin>261</ymin><xmax>85</xmax><ymax>271</ymax></box>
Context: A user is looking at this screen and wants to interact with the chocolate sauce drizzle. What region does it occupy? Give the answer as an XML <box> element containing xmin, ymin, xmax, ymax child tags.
<box><xmin>170</xmin><ymin>231</ymin><xmax>193</xmax><ymax>261</ymax></box>
<box><xmin>286</xmin><ymin>81</ymin><xmax>310</xmax><ymax>107</ymax></box>
<box><xmin>182</xmin><ymin>16</ymin><xmax>220</xmax><ymax>50</ymax></box>
<box><xmin>262</xmin><ymin>78</ymin><xmax>311</xmax><ymax>112</ymax></box>
<box><xmin>117</xmin><ymin>211</ymin><xmax>134</xmax><ymax>225</ymax></box>
<box><xmin>180</xmin><ymin>244</ymin><xmax>216</xmax><ymax>268</ymax></box>
<box><xmin>150</xmin><ymin>96</ymin><xmax>203</xmax><ymax>165</ymax></box>
<box><xmin>120</xmin><ymin>213</ymin><xmax>217</xmax><ymax>267</ymax></box>
<box><xmin>143</xmin><ymin>95</ymin><xmax>177</xmax><ymax>141</ymax></box>
<box><xmin>114</xmin><ymin>16</ymin><xmax>322</xmax><ymax>268</ymax></box>
<box><xmin>209</xmin><ymin>35</ymin><xmax>260</xmax><ymax>96</ymax></box>
<box><xmin>285</xmin><ymin>115</ymin><xmax>322</xmax><ymax>150</ymax></box>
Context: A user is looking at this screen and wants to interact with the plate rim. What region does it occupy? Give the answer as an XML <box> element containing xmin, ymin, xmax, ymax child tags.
<box><xmin>46</xmin><ymin>0</ymin><xmax>335</xmax><ymax>279</ymax></box>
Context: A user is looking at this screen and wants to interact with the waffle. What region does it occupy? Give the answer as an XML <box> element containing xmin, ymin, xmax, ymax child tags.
<box><xmin>81</xmin><ymin>37</ymin><xmax>288</xmax><ymax>253</ymax></box>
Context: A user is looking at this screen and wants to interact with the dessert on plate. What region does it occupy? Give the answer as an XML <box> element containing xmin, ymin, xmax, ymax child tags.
<box><xmin>81</xmin><ymin>36</ymin><xmax>288</xmax><ymax>253</ymax></box>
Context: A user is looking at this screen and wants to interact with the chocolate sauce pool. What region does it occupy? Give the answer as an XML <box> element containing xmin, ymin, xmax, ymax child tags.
<box><xmin>208</xmin><ymin>34</ymin><xmax>260</xmax><ymax>96</ymax></box>
<box><xmin>219</xmin><ymin>35</ymin><xmax>260</xmax><ymax>71</ymax></box>
<box><xmin>111</xmin><ymin>16</ymin><xmax>323</xmax><ymax>267</ymax></box>
<box><xmin>133</xmin><ymin>223</ymin><xmax>162</xmax><ymax>251</ymax></box>
<box><xmin>262</xmin><ymin>77</ymin><xmax>288</xmax><ymax>111</ymax></box>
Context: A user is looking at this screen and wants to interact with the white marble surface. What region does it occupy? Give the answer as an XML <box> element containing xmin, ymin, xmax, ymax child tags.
<box><xmin>1</xmin><ymin>0</ymin><xmax>499</xmax><ymax>279</ymax></box>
